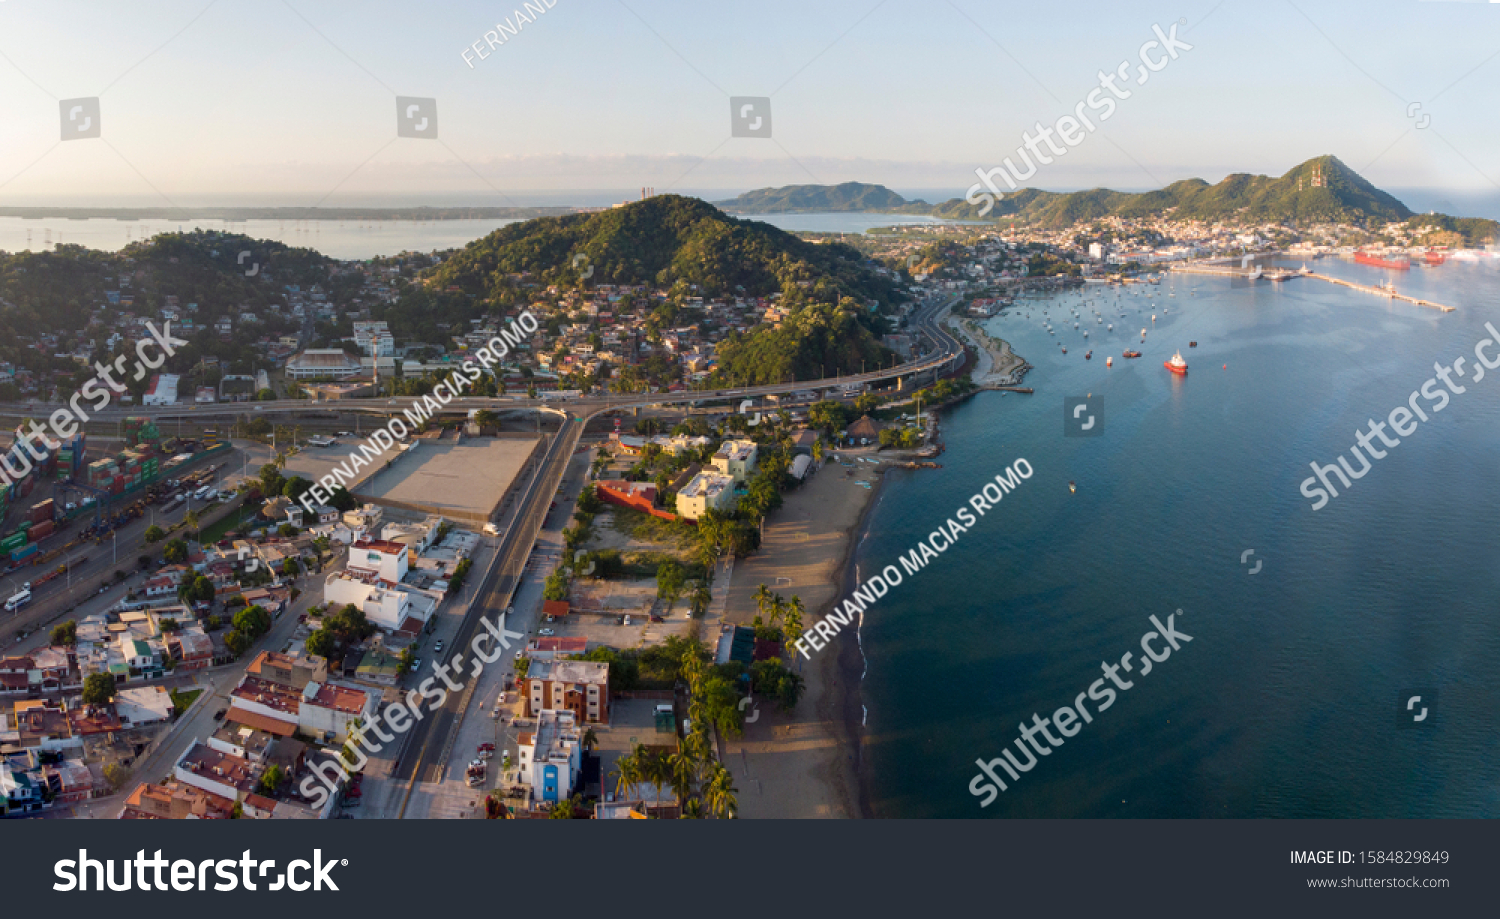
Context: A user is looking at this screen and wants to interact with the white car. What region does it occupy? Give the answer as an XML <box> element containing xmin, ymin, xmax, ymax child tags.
<box><xmin>538</xmin><ymin>628</ymin><xmax>555</xmax><ymax>637</ymax></box>
<box><xmin>623</xmin><ymin>616</ymin><xmax>632</xmax><ymax>627</ymax></box>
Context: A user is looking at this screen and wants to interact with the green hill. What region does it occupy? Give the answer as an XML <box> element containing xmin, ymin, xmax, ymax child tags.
<box><xmin>393</xmin><ymin>195</ymin><xmax>902</xmax><ymax>381</ymax></box>
<box><xmin>715</xmin><ymin>182</ymin><xmax>927</xmax><ymax>214</ymax></box>
<box><xmin>933</xmin><ymin>156</ymin><xmax>1415</xmax><ymax>226</ymax></box>
<box><xmin>418</xmin><ymin>194</ymin><xmax>903</xmax><ymax>304</ymax></box>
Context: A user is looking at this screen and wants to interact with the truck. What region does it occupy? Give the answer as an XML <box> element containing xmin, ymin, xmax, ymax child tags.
<box><xmin>4</xmin><ymin>586</ymin><xmax>31</xmax><ymax>612</ymax></box>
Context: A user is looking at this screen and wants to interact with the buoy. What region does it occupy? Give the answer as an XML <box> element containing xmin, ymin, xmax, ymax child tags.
<box><xmin>1223</xmin><ymin>364</ymin><xmax>1227</xmax><ymax>369</ymax></box>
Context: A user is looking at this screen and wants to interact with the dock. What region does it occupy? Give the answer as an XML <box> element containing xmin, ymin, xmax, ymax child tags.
<box><xmin>1300</xmin><ymin>271</ymin><xmax>1455</xmax><ymax>312</ymax></box>
<box><xmin>980</xmin><ymin>385</ymin><xmax>1033</xmax><ymax>393</ymax></box>
<box><xmin>1168</xmin><ymin>262</ymin><xmax>1455</xmax><ymax>312</ymax></box>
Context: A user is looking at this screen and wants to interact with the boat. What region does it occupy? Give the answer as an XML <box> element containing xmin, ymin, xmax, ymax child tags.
<box><xmin>1354</xmin><ymin>251</ymin><xmax>1411</xmax><ymax>270</ymax></box>
<box><xmin>1189</xmin><ymin>341</ymin><xmax>1197</xmax><ymax>347</ymax></box>
<box><xmin>1123</xmin><ymin>349</ymin><xmax>1142</xmax><ymax>358</ymax></box>
<box><xmin>1106</xmin><ymin>356</ymin><xmax>1113</xmax><ymax>367</ymax></box>
<box><xmin>1069</xmin><ymin>481</ymin><xmax>1076</xmax><ymax>493</ymax></box>
<box><xmin>1165</xmin><ymin>350</ymin><xmax>1188</xmax><ymax>375</ymax></box>
<box><xmin>1061</xmin><ymin>347</ymin><xmax>1067</xmax><ymax>354</ymax></box>
<box><xmin>1085</xmin><ymin>350</ymin><xmax>1092</xmax><ymax>360</ymax></box>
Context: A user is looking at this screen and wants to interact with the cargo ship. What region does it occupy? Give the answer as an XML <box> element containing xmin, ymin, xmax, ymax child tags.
<box><xmin>1165</xmin><ymin>351</ymin><xmax>1188</xmax><ymax>375</ymax></box>
<box><xmin>1425</xmin><ymin>249</ymin><xmax>1448</xmax><ymax>265</ymax></box>
<box><xmin>1354</xmin><ymin>251</ymin><xmax>1411</xmax><ymax>270</ymax></box>
<box><xmin>1123</xmin><ymin>349</ymin><xmax>1142</xmax><ymax>358</ymax></box>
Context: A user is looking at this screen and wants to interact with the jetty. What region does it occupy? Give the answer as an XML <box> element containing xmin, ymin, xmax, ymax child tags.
<box><xmin>1168</xmin><ymin>261</ymin><xmax>1455</xmax><ymax>312</ymax></box>
<box><xmin>1300</xmin><ymin>271</ymin><xmax>1455</xmax><ymax>312</ymax></box>
<box><xmin>980</xmin><ymin>385</ymin><xmax>1034</xmax><ymax>394</ymax></box>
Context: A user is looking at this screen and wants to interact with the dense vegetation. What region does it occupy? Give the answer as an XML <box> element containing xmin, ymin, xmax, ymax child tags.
<box><xmin>931</xmin><ymin>156</ymin><xmax>1415</xmax><ymax>226</ymax></box>
<box><xmin>714</xmin><ymin>181</ymin><xmax>929</xmax><ymax>214</ymax></box>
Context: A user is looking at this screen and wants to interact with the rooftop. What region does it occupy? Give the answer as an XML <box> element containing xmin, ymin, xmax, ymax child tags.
<box><xmin>679</xmin><ymin>471</ymin><xmax>733</xmax><ymax>499</ymax></box>
<box><xmin>231</xmin><ymin>675</ymin><xmax>303</xmax><ymax>715</ymax></box>
<box><xmin>528</xmin><ymin>659</ymin><xmax>608</xmax><ymax>686</ymax></box>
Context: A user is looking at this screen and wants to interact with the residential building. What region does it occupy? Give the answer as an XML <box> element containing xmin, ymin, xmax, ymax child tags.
<box><xmin>675</xmin><ymin>471</ymin><xmax>737</xmax><ymax>522</ymax></box>
<box><xmin>523</xmin><ymin>659</ymin><xmax>609</xmax><ymax>724</ymax></box>
<box><xmin>516</xmin><ymin>709</ymin><xmax>583</xmax><ymax>806</ymax></box>
<box><xmin>711</xmin><ymin>439</ymin><xmax>757</xmax><ymax>483</ymax></box>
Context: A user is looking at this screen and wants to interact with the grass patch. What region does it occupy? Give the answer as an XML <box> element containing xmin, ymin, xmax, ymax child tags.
<box><xmin>197</xmin><ymin>502</ymin><xmax>255</xmax><ymax>544</ymax></box>
<box><xmin>170</xmin><ymin>688</ymin><xmax>203</xmax><ymax>719</ymax></box>
<box><xmin>605</xmin><ymin>505</ymin><xmax>698</xmax><ymax>550</ymax></box>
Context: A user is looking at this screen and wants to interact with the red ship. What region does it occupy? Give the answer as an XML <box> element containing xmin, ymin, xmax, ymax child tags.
<box><xmin>1164</xmin><ymin>350</ymin><xmax>1188</xmax><ymax>375</ymax></box>
<box><xmin>1354</xmin><ymin>251</ymin><xmax>1411</xmax><ymax>270</ymax></box>
<box><xmin>1426</xmin><ymin>249</ymin><xmax>1447</xmax><ymax>265</ymax></box>
<box><xmin>1123</xmin><ymin>349</ymin><xmax>1142</xmax><ymax>358</ymax></box>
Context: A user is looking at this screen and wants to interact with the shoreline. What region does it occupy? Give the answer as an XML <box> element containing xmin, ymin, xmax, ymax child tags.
<box><xmin>944</xmin><ymin>312</ymin><xmax>1030</xmax><ymax>386</ymax></box>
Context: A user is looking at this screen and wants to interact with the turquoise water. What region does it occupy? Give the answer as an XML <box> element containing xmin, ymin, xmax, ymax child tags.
<box><xmin>859</xmin><ymin>259</ymin><xmax>1500</xmax><ymax>818</ymax></box>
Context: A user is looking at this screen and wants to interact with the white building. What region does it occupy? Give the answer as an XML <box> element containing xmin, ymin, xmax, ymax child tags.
<box><xmin>711</xmin><ymin>440</ymin><xmax>758</xmax><ymax>483</ymax></box>
<box><xmin>287</xmin><ymin>349</ymin><xmax>364</xmax><ymax>380</ymax></box>
<box><xmin>352</xmin><ymin>321</ymin><xmax>395</xmax><ymax>357</ymax></box>
<box><xmin>142</xmin><ymin>374</ymin><xmax>180</xmax><ymax>406</ymax></box>
<box><xmin>324</xmin><ymin>576</ymin><xmax>427</xmax><ymax>634</ymax></box>
<box><xmin>297</xmin><ymin>680</ymin><xmax>378</xmax><ymax>743</ymax></box>
<box><xmin>347</xmin><ymin>539</ymin><xmax>409</xmax><ymax>584</ymax></box>
<box><xmin>516</xmin><ymin>709</ymin><xmax>583</xmax><ymax>808</ymax></box>
<box><xmin>675</xmin><ymin>471</ymin><xmax>737</xmax><ymax>522</ymax></box>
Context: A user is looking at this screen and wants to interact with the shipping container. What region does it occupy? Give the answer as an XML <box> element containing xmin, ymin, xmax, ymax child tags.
<box><xmin>29</xmin><ymin>520</ymin><xmax>55</xmax><ymax>541</ymax></box>
<box><xmin>10</xmin><ymin>543</ymin><xmax>38</xmax><ymax>562</ymax></box>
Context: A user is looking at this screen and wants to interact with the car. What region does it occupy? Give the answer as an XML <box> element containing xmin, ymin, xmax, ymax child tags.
<box><xmin>544</xmin><ymin>615</ymin><xmax>555</xmax><ymax>623</ymax></box>
<box><xmin>623</xmin><ymin>616</ymin><xmax>632</xmax><ymax>626</ymax></box>
<box><xmin>538</xmin><ymin>628</ymin><xmax>555</xmax><ymax>636</ymax></box>
<box><xmin>253</xmin><ymin>406</ymin><xmax>262</xmax><ymax>411</ymax></box>
<box><xmin>650</xmin><ymin>615</ymin><xmax>665</xmax><ymax>623</ymax></box>
<box><xmin>433</xmin><ymin>639</ymin><xmax>444</xmax><ymax>654</ymax></box>
<box><xmin>410</xmin><ymin>658</ymin><xmax>422</xmax><ymax>672</ymax></box>
<box><xmin>514</xmin><ymin>650</ymin><xmax>524</xmax><ymax>659</ymax></box>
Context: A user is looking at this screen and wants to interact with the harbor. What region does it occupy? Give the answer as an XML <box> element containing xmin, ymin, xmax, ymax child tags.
<box><xmin>1169</xmin><ymin>261</ymin><xmax>1456</xmax><ymax>312</ymax></box>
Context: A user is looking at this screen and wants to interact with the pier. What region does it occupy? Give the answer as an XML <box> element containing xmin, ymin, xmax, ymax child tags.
<box><xmin>1300</xmin><ymin>271</ymin><xmax>1455</xmax><ymax>312</ymax></box>
<box><xmin>1168</xmin><ymin>262</ymin><xmax>1455</xmax><ymax>312</ymax></box>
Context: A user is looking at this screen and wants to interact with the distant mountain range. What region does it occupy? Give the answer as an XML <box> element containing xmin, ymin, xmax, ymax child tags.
<box><xmin>715</xmin><ymin>158</ymin><xmax>1494</xmax><ymax>238</ymax></box>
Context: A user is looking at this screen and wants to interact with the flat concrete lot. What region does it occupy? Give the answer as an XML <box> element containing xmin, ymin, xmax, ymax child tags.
<box><xmin>354</xmin><ymin>436</ymin><xmax>539</xmax><ymax>519</ymax></box>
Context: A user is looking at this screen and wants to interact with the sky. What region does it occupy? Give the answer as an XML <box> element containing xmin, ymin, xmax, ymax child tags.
<box><xmin>1</xmin><ymin>0</ymin><xmax>1499</xmax><ymax>208</ymax></box>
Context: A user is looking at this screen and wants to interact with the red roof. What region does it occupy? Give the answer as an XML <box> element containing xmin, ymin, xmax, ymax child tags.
<box><xmin>542</xmin><ymin>600</ymin><xmax>570</xmax><ymax>617</ymax></box>
<box><xmin>224</xmin><ymin>705</ymin><xmax>296</xmax><ymax>736</ymax></box>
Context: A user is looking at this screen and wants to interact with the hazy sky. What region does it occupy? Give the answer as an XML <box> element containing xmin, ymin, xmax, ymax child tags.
<box><xmin>1</xmin><ymin>0</ymin><xmax>1498</xmax><ymax>206</ymax></box>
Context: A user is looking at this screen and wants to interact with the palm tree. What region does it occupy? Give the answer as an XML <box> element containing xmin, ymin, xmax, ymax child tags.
<box><xmin>549</xmin><ymin>793</ymin><xmax>583</xmax><ymax>819</ymax></box>
<box><xmin>668</xmin><ymin>747</ymin><xmax>696</xmax><ymax>805</ymax></box>
<box><xmin>473</xmin><ymin>409</ymin><xmax>499</xmax><ymax>430</ymax></box>
<box><xmin>703</xmin><ymin>764</ymin><xmax>738</xmax><ymax>819</ymax></box>
<box><xmin>610</xmin><ymin>749</ymin><xmax>641</xmax><ymax>799</ymax></box>
<box><xmin>679</xmin><ymin>798</ymin><xmax>704</xmax><ymax>819</ymax></box>
<box><xmin>768</xmin><ymin>595</ymin><xmax>785</xmax><ymax>628</ymax></box>
<box><xmin>581</xmin><ymin>727</ymin><xmax>599</xmax><ymax>752</ymax></box>
<box><xmin>753</xmin><ymin>583</ymin><xmax>772</xmax><ymax>620</ymax></box>
<box><xmin>643</xmin><ymin>746</ymin><xmax>669</xmax><ymax>805</ymax></box>
<box><xmin>811</xmin><ymin>439</ymin><xmax>824</xmax><ymax>463</ymax></box>
<box><xmin>784</xmin><ymin>596</ymin><xmax>806</xmax><ymax>652</ymax></box>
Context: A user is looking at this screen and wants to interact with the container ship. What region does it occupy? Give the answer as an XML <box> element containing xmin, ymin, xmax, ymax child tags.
<box><xmin>1354</xmin><ymin>251</ymin><xmax>1411</xmax><ymax>270</ymax></box>
<box><xmin>1165</xmin><ymin>351</ymin><xmax>1188</xmax><ymax>375</ymax></box>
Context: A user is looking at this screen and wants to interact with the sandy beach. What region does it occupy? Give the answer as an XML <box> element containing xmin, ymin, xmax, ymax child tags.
<box><xmin>719</xmin><ymin>447</ymin><xmax>904</xmax><ymax>818</ymax></box>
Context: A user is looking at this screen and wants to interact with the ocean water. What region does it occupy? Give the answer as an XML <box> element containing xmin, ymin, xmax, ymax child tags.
<box><xmin>859</xmin><ymin>258</ymin><xmax>1500</xmax><ymax>818</ymax></box>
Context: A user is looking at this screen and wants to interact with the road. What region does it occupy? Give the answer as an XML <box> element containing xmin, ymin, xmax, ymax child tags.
<box><xmin>0</xmin><ymin>448</ymin><xmax>248</xmax><ymax>648</ymax></box>
<box><xmin>390</xmin><ymin>414</ymin><xmax>582</xmax><ymax>814</ymax></box>
<box><xmin>0</xmin><ymin>295</ymin><xmax>963</xmax><ymax>427</ymax></box>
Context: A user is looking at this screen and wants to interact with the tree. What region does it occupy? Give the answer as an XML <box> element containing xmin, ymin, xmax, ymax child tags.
<box><xmin>473</xmin><ymin>409</ymin><xmax>499</xmax><ymax>430</ymax></box>
<box><xmin>82</xmin><ymin>672</ymin><xmax>116</xmax><ymax>705</ymax></box>
<box><xmin>103</xmin><ymin>763</ymin><xmax>131</xmax><ymax>791</ymax></box>
<box><xmin>224</xmin><ymin>629</ymin><xmax>251</xmax><ymax>658</ymax></box>
<box><xmin>543</xmin><ymin>570</ymin><xmax>570</xmax><ymax>602</ymax></box>
<box><xmin>783</xmin><ymin>595</ymin><xmax>805</xmax><ymax>651</ymax></box>
<box><xmin>162</xmin><ymin>539</ymin><xmax>189</xmax><ymax>565</ymax></box>
<box><xmin>144</xmin><ymin>524</ymin><xmax>165</xmax><ymax>544</ymax></box>
<box><xmin>548</xmin><ymin>794</ymin><xmax>584</xmax><ymax>819</ymax></box>
<box><xmin>611</xmin><ymin>748</ymin><xmax>642</xmax><ymax>799</ymax></box>
<box><xmin>305</xmin><ymin>628</ymin><xmax>336</xmax><ymax>658</ymax></box>
<box><xmin>753</xmin><ymin>583</ymin><xmax>772</xmax><ymax>621</ymax></box>
<box><xmin>282</xmin><ymin>476</ymin><xmax>312</xmax><ymax>502</ymax></box>
<box><xmin>326</xmin><ymin>486</ymin><xmax>358</xmax><ymax>512</ymax></box>
<box><xmin>258</xmin><ymin>764</ymin><xmax>286</xmax><ymax>796</ymax></box>
<box><xmin>233</xmin><ymin>604</ymin><xmax>272</xmax><ymax>638</ymax></box>
<box><xmin>280</xmin><ymin>558</ymin><xmax>301</xmax><ymax>578</ymax></box>
<box><xmin>50</xmin><ymin>620</ymin><xmax>77</xmax><ymax>646</ymax></box>
<box><xmin>703</xmin><ymin>763</ymin><xmax>738</xmax><ymax>819</ymax></box>
<box><xmin>183</xmin><ymin>508</ymin><xmax>200</xmax><ymax>539</ymax></box>
<box><xmin>656</xmin><ymin>559</ymin><xmax>686</xmax><ymax>610</ymax></box>
<box><xmin>159</xmin><ymin>617</ymin><xmax>181</xmax><ymax>633</ymax></box>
